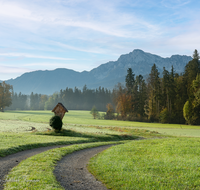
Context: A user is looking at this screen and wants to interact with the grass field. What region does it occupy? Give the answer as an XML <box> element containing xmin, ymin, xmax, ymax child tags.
<box><xmin>1</xmin><ymin>110</ymin><xmax>199</xmax><ymax>129</ymax></box>
<box><xmin>1</xmin><ymin>110</ymin><xmax>200</xmax><ymax>189</ymax></box>
<box><xmin>89</xmin><ymin>138</ymin><xmax>200</xmax><ymax>190</ymax></box>
<box><xmin>0</xmin><ymin>110</ymin><xmax>157</xmax><ymax>157</ymax></box>
<box><xmin>1</xmin><ymin>110</ymin><xmax>200</xmax><ymax>137</ymax></box>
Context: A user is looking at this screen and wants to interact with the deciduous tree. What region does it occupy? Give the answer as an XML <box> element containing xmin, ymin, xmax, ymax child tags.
<box><xmin>105</xmin><ymin>103</ymin><xmax>115</xmax><ymax>119</ymax></box>
<box><xmin>0</xmin><ymin>82</ymin><xmax>13</xmax><ymax>111</ymax></box>
<box><xmin>90</xmin><ymin>105</ymin><xmax>99</xmax><ymax>119</ymax></box>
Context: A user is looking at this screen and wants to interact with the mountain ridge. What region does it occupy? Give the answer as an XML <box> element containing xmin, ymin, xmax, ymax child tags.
<box><xmin>5</xmin><ymin>49</ymin><xmax>192</xmax><ymax>94</ymax></box>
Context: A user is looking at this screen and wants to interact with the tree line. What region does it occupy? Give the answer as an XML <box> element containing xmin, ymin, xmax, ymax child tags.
<box><xmin>7</xmin><ymin>85</ymin><xmax>113</xmax><ymax>112</ymax></box>
<box><xmin>113</xmin><ymin>49</ymin><xmax>200</xmax><ymax>124</ymax></box>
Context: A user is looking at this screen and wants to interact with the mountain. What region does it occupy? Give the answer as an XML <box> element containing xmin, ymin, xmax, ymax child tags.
<box><xmin>5</xmin><ymin>49</ymin><xmax>192</xmax><ymax>95</ymax></box>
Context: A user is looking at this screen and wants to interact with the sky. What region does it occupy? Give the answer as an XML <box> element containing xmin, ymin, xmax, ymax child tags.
<box><xmin>0</xmin><ymin>0</ymin><xmax>200</xmax><ymax>80</ymax></box>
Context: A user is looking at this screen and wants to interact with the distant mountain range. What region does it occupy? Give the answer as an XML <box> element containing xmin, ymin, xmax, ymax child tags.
<box><xmin>5</xmin><ymin>49</ymin><xmax>192</xmax><ymax>95</ymax></box>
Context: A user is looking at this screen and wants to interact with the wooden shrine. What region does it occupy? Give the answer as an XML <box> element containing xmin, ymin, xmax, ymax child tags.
<box><xmin>52</xmin><ymin>102</ymin><xmax>68</xmax><ymax>120</ymax></box>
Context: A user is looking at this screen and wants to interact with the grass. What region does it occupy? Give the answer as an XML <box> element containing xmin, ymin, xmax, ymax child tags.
<box><xmin>0</xmin><ymin>127</ymin><xmax>141</xmax><ymax>157</ymax></box>
<box><xmin>88</xmin><ymin>138</ymin><xmax>200</xmax><ymax>190</ymax></box>
<box><xmin>0</xmin><ymin>110</ymin><xmax>169</xmax><ymax>157</ymax></box>
<box><xmin>0</xmin><ymin>124</ymin><xmax>168</xmax><ymax>158</ymax></box>
<box><xmin>1</xmin><ymin>110</ymin><xmax>200</xmax><ymax>189</ymax></box>
<box><xmin>4</xmin><ymin>142</ymin><xmax>122</xmax><ymax>190</ymax></box>
<box><xmin>1</xmin><ymin>110</ymin><xmax>200</xmax><ymax>138</ymax></box>
<box><xmin>2</xmin><ymin>110</ymin><xmax>200</xmax><ymax>129</ymax></box>
<box><xmin>0</xmin><ymin>132</ymin><xmax>91</xmax><ymax>157</ymax></box>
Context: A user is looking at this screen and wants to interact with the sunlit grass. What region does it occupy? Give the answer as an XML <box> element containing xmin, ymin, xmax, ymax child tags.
<box><xmin>0</xmin><ymin>132</ymin><xmax>94</xmax><ymax>157</ymax></box>
<box><xmin>89</xmin><ymin>138</ymin><xmax>200</xmax><ymax>190</ymax></box>
<box><xmin>2</xmin><ymin>110</ymin><xmax>200</xmax><ymax>189</ymax></box>
<box><xmin>1</xmin><ymin>110</ymin><xmax>200</xmax><ymax>130</ymax></box>
<box><xmin>0</xmin><ymin>122</ymin><xmax>143</xmax><ymax>157</ymax></box>
<box><xmin>4</xmin><ymin>142</ymin><xmax>122</xmax><ymax>190</ymax></box>
<box><xmin>1</xmin><ymin>110</ymin><xmax>200</xmax><ymax>138</ymax></box>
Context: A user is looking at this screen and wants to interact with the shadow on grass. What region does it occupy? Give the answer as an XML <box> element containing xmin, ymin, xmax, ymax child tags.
<box><xmin>0</xmin><ymin>138</ymin><xmax>98</xmax><ymax>157</ymax></box>
<box><xmin>6</xmin><ymin>111</ymin><xmax>52</xmax><ymax>115</ymax></box>
<box><xmin>35</xmin><ymin>129</ymin><xmax>138</xmax><ymax>142</ymax></box>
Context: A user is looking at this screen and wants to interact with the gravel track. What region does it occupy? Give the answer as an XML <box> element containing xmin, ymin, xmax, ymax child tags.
<box><xmin>0</xmin><ymin>144</ymin><xmax>113</xmax><ymax>190</ymax></box>
<box><xmin>54</xmin><ymin>145</ymin><xmax>113</xmax><ymax>190</ymax></box>
<box><xmin>0</xmin><ymin>144</ymin><xmax>71</xmax><ymax>190</ymax></box>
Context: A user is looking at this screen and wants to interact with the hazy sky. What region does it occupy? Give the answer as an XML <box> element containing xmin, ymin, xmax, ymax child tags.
<box><xmin>0</xmin><ymin>0</ymin><xmax>200</xmax><ymax>80</ymax></box>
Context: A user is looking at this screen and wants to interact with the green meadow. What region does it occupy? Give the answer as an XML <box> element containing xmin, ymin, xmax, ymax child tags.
<box><xmin>1</xmin><ymin>110</ymin><xmax>200</xmax><ymax>137</ymax></box>
<box><xmin>1</xmin><ymin>110</ymin><xmax>200</xmax><ymax>189</ymax></box>
<box><xmin>89</xmin><ymin>138</ymin><xmax>200</xmax><ymax>190</ymax></box>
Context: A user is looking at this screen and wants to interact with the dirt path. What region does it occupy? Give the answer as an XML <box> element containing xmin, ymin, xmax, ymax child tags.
<box><xmin>54</xmin><ymin>145</ymin><xmax>113</xmax><ymax>190</ymax></box>
<box><xmin>0</xmin><ymin>144</ymin><xmax>72</xmax><ymax>190</ymax></box>
<box><xmin>0</xmin><ymin>144</ymin><xmax>113</xmax><ymax>190</ymax></box>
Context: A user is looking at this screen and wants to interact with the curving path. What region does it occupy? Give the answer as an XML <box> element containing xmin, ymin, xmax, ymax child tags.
<box><xmin>0</xmin><ymin>144</ymin><xmax>113</xmax><ymax>190</ymax></box>
<box><xmin>54</xmin><ymin>145</ymin><xmax>113</xmax><ymax>190</ymax></box>
<box><xmin>0</xmin><ymin>144</ymin><xmax>72</xmax><ymax>190</ymax></box>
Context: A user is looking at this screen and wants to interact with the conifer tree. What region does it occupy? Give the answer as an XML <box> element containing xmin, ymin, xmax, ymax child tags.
<box><xmin>148</xmin><ymin>64</ymin><xmax>161</xmax><ymax>121</ymax></box>
<box><xmin>125</xmin><ymin>68</ymin><xmax>135</xmax><ymax>94</ymax></box>
<box><xmin>193</xmin><ymin>49</ymin><xmax>200</xmax><ymax>60</ymax></box>
<box><xmin>136</xmin><ymin>75</ymin><xmax>147</xmax><ymax>118</ymax></box>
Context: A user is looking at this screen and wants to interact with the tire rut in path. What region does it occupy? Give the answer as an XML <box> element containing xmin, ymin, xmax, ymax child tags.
<box><xmin>54</xmin><ymin>145</ymin><xmax>113</xmax><ymax>190</ymax></box>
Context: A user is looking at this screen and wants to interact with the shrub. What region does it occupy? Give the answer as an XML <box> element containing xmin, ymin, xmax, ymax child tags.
<box><xmin>159</xmin><ymin>108</ymin><xmax>170</xmax><ymax>123</ymax></box>
<box><xmin>104</xmin><ymin>103</ymin><xmax>115</xmax><ymax>120</ymax></box>
<box><xmin>49</xmin><ymin>115</ymin><xmax>63</xmax><ymax>131</ymax></box>
<box><xmin>90</xmin><ymin>106</ymin><xmax>99</xmax><ymax>119</ymax></box>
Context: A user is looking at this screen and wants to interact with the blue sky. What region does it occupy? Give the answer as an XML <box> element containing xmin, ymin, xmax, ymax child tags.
<box><xmin>0</xmin><ymin>0</ymin><xmax>200</xmax><ymax>80</ymax></box>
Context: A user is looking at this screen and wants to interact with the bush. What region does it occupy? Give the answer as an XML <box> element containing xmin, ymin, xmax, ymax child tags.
<box><xmin>49</xmin><ymin>115</ymin><xmax>63</xmax><ymax>131</ymax></box>
<box><xmin>90</xmin><ymin>106</ymin><xmax>99</xmax><ymax>119</ymax></box>
<box><xmin>104</xmin><ymin>103</ymin><xmax>115</xmax><ymax>120</ymax></box>
<box><xmin>159</xmin><ymin>108</ymin><xmax>170</xmax><ymax>123</ymax></box>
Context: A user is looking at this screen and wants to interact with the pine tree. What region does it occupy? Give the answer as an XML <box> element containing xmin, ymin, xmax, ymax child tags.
<box><xmin>136</xmin><ymin>75</ymin><xmax>147</xmax><ymax>118</ymax></box>
<box><xmin>147</xmin><ymin>64</ymin><xmax>161</xmax><ymax>121</ymax></box>
<box><xmin>193</xmin><ymin>49</ymin><xmax>200</xmax><ymax>60</ymax></box>
<box><xmin>125</xmin><ymin>68</ymin><xmax>135</xmax><ymax>94</ymax></box>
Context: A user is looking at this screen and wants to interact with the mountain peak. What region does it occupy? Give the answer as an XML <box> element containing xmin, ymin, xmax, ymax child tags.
<box><xmin>118</xmin><ymin>49</ymin><xmax>155</xmax><ymax>63</ymax></box>
<box><xmin>5</xmin><ymin>50</ymin><xmax>192</xmax><ymax>94</ymax></box>
<box><xmin>132</xmin><ymin>49</ymin><xmax>145</xmax><ymax>53</ymax></box>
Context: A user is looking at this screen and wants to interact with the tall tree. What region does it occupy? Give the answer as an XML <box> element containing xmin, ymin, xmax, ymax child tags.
<box><xmin>173</xmin><ymin>75</ymin><xmax>186</xmax><ymax>123</ymax></box>
<box><xmin>161</xmin><ymin>67</ymin><xmax>170</xmax><ymax>111</ymax></box>
<box><xmin>39</xmin><ymin>95</ymin><xmax>48</xmax><ymax>110</ymax></box>
<box><xmin>0</xmin><ymin>82</ymin><xmax>13</xmax><ymax>111</ymax></box>
<box><xmin>136</xmin><ymin>75</ymin><xmax>147</xmax><ymax>118</ymax></box>
<box><xmin>169</xmin><ymin>66</ymin><xmax>176</xmax><ymax>115</ymax></box>
<box><xmin>115</xmin><ymin>93</ymin><xmax>132</xmax><ymax>119</ymax></box>
<box><xmin>193</xmin><ymin>49</ymin><xmax>200</xmax><ymax>60</ymax></box>
<box><xmin>182</xmin><ymin>49</ymin><xmax>200</xmax><ymax>124</ymax></box>
<box><xmin>113</xmin><ymin>83</ymin><xmax>131</xmax><ymax>119</ymax></box>
<box><xmin>125</xmin><ymin>68</ymin><xmax>140</xmax><ymax>116</ymax></box>
<box><xmin>147</xmin><ymin>64</ymin><xmax>161</xmax><ymax>121</ymax></box>
<box><xmin>193</xmin><ymin>73</ymin><xmax>200</xmax><ymax>105</ymax></box>
<box><xmin>183</xmin><ymin>73</ymin><xmax>200</xmax><ymax>125</ymax></box>
<box><xmin>125</xmin><ymin>68</ymin><xmax>135</xmax><ymax>94</ymax></box>
<box><xmin>104</xmin><ymin>103</ymin><xmax>115</xmax><ymax>119</ymax></box>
